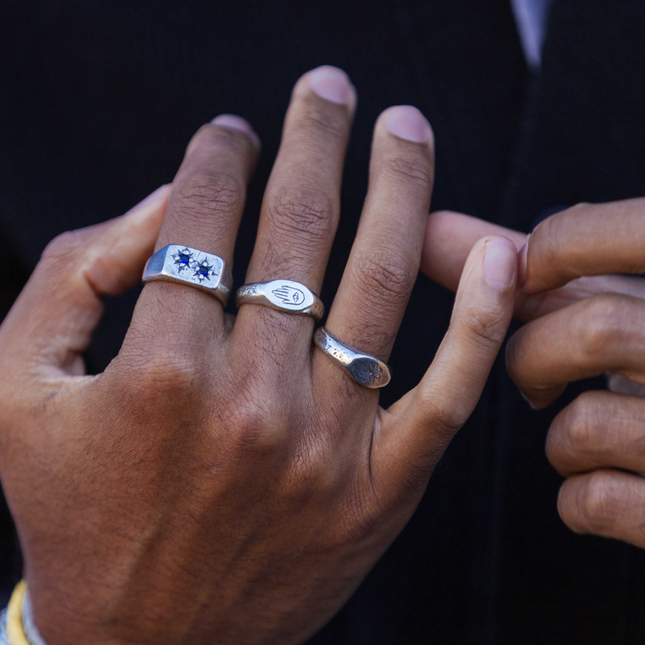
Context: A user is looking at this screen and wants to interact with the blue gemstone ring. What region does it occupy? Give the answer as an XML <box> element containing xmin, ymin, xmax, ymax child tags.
<box><xmin>142</xmin><ymin>245</ymin><xmax>232</xmax><ymax>305</ymax></box>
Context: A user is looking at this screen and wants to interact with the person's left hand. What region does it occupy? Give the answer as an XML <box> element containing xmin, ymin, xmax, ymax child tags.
<box><xmin>421</xmin><ymin>202</ymin><xmax>645</xmax><ymax>548</ymax></box>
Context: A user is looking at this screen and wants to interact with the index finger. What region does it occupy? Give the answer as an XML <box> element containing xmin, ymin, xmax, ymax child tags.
<box><xmin>522</xmin><ymin>199</ymin><xmax>645</xmax><ymax>294</ymax></box>
<box><xmin>421</xmin><ymin>210</ymin><xmax>645</xmax><ymax>321</ymax></box>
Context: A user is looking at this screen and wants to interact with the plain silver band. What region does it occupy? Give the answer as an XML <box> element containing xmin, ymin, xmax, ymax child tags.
<box><xmin>235</xmin><ymin>280</ymin><xmax>324</xmax><ymax>322</ymax></box>
<box><xmin>142</xmin><ymin>244</ymin><xmax>232</xmax><ymax>305</ymax></box>
<box><xmin>313</xmin><ymin>327</ymin><xmax>391</xmax><ymax>389</ymax></box>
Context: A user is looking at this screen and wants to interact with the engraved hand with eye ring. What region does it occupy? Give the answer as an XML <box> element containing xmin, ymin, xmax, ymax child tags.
<box><xmin>0</xmin><ymin>67</ymin><xmax>517</xmax><ymax>645</ymax></box>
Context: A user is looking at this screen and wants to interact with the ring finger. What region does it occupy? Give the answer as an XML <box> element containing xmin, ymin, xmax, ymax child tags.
<box><xmin>316</xmin><ymin>105</ymin><xmax>434</xmax><ymax>397</ymax></box>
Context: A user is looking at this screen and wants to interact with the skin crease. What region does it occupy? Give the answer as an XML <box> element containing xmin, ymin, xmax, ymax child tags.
<box><xmin>0</xmin><ymin>68</ymin><xmax>518</xmax><ymax>645</ymax></box>
<box><xmin>421</xmin><ymin>204</ymin><xmax>645</xmax><ymax>549</ymax></box>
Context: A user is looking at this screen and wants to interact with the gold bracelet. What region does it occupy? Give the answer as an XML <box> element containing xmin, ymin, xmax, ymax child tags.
<box><xmin>6</xmin><ymin>581</ymin><xmax>29</xmax><ymax>645</ymax></box>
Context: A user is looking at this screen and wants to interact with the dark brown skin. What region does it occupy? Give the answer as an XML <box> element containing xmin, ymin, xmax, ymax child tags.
<box><xmin>0</xmin><ymin>67</ymin><xmax>517</xmax><ymax>644</ymax></box>
<box><xmin>422</xmin><ymin>203</ymin><xmax>645</xmax><ymax>550</ymax></box>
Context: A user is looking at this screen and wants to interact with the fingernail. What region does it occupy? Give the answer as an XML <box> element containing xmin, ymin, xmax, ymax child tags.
<box><xmin>385</xmin><ymin>105</ymin><xmax>428</xmax><ymax>143</ymax></box>
<box><xmin>483</xmin><ymin>238</ymin><xmax>517</xmax><ymax>289</ymax></box>
<box><xmin>308</xmin><ymin>65</ymin><xmax>352</xmax><ymax>104</ymax></box>
<box><xmin>212</xmin><ymin>113</ymin><xmax>253</xmax><ymax>134</ymax></box>
<box><xmin>127</xmin><ymin>184</ymin><xmax>171</xmax><ymax>215</ymax></box>
<box><xmin>211</xmin><ymin>114</ymin><xmax>261</xmax><ymax>149</ymax></box>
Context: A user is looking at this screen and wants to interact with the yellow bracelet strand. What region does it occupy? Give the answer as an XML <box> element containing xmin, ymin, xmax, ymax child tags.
<box><xmin>6</xmin><ymin>582</ymin><xmax>29</xmax><ymax>645</ymax></box>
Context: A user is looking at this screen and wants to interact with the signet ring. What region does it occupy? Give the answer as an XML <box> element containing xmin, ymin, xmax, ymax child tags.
<box><xmin>142</xmin><ymin>245</ymin><xmax>232</xmax><ymax>305</ymax></box>
<box><xmin>313</xmin><ymin>327</ymin><xmax>392</xmax><ymax>389</ymax></box>
<box><xmin>235</xmin><ymin>280</ymin><xmax>324</xmax><ymax>322</ymax></box>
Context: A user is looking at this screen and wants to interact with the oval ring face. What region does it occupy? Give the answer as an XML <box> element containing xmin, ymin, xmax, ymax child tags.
<box><xmin>348</xmin><ymin>357</ymin><xmax>390</xmax><ymax>388</ymax></box>
<box><xmin>235</xmin><ymin>280</ymin><xmax>324</xmax><ymax>321</ymax></box>
<box><xmin>264</xmin><ymin>280</ymin><xmax>315</xmax><ymax>311</ymax></box>
<box><xmin>313</xmin><ymin>328</ymin><xmax>392</xmax><ymax>389</ymax></box>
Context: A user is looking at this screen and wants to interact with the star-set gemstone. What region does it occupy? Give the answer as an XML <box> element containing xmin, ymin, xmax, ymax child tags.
<box><xmin>172</xmin><ymin>247</ymin><xmax>193</xmax><ymax>271</ymax></box>
<box><xmin>193</xmin><ymin>260</ymin><xmax>215</xmax><ymax>282</ymax></box>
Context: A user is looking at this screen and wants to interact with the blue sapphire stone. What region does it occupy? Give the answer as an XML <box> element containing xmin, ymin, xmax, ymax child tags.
<box><xmin>196</xmin><ymin>262</ymin><xmax>211</xmax><ymax>279</ymax></box>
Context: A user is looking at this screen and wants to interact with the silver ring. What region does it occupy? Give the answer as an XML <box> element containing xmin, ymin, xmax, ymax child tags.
<box><xmin>235</xmin><ymin>280</ymin><xmax>324</xmax><ymax>321</ymax></box>
<box><xmin>313</xmin><ymin>327</ymin><xmax>391</xmax><ymax>389</ymax></box>
<box><xmin>142</xmin><ymin>245</ymin><xmax>232</xmax><ymax>305</ymax></box>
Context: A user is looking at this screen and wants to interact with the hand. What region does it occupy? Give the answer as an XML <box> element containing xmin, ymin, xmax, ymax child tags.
<box><xmin>0</xmin><ymin>67</ymin><xmax>517</xmax><ymax>645</ymax></box>
<box><xmin>421</xmin><ymin>202</ymin><xmax>645</xmax><ymax>548</ymax></box>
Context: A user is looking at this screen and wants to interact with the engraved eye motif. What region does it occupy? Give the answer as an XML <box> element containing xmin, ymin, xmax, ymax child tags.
<box><xmin>271</xmin><ymin>285</ymin><xmax>305</xmax><ymax>306</ymax></box>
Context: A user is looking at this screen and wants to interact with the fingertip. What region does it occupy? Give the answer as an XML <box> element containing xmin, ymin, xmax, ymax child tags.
<box><xmin>520</xmin><ymin>387</ymin><xmax>564</xmax><ymax>410</ymax></box>
<box><xmin>305</xmin><ymin>65</ymin><xmax>356</xmax><ymax>108</ymax></box>
<box><xmin>379</xmin><ymin>105</ymin><xmax>434</xmax><ymax>146</ymax></box>
<box><xmin>211</xmin><ymin>114</ymin><xmax>261</xmax><ymax>150</ymax></box>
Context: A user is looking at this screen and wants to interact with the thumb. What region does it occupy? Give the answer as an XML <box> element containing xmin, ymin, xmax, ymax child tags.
<box><xmin>0</xmin><ymin>185</ymin><xmax>170</xmax><ymax>377</ymax></box>
<box><xmin>377</xmin><ymin>235</ymin><xmax>517</xmax><ymax>483</ymax></box>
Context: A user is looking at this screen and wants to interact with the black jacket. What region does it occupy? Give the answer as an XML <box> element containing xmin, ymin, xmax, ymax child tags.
<box><xmin>1</xmin><ymin>0</ymin><xmax>645</xmax><ymax>642</ymax></box>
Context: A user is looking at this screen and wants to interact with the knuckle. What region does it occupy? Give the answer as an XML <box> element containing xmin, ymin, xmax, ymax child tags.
<box><xmin>351</xmin><ymin>248</ymin><xmax>416</xmax><ymax>312</ymax></box>
<box><xmin>427</xmin><ymin>401</ymin><xmax>465</xmax><ymax>439</ymax></box>
<box><xmin>574</xmin><ymin>472</ymin><xmax>619</xmax><ymax>534</ymax></box>
<box><xmin>460</xmin><ymin>305</ymin><xmax>507</xmax><ymax>350</ymax></box>
<box><xmin>562</xmin><ymin>393</ymin><xmax>600</xmax><ymax>455</ymax></box>
<box><xmin>121</xmin><ymin>344</ymin><xmax>206</xmax><ymax>405</ymax></box>
<box><xmin>175</xmin><ymin>172</ymin><xmax>242</xmax><ymax>220</ymax></box>
<box><xmin>529</xmin><ymin>206</ymin><xmax>590</xmax><ymax>282</ymax></box>
<box><xmin>266</xmin><ymin>186</ymin><xmax>336</xmax><ymax>249</ymax></box>
<box><xmin>382</xmin><ymin>154</ymin><xmax>433</xmax><ymax>189</ymax></box>
<box><xmin>218</xmin><ymin>389</ymin><xmax>288</xmax><ymax>455</ymax></box>
<box><xmin>41</xmin><ymin>230</ymin><xmax>84</xmax><ymax>264</ymax></box>
<box><xmin>577</xmin><ymin>295</ymin><xmax>629</xmax><ymax>359</ymax></box>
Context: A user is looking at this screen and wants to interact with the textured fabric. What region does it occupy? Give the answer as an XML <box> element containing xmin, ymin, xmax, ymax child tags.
<box><xmin>0</xmin><ymin>0</ymin><xmax>644</xmax><ymax>643</ymax></box>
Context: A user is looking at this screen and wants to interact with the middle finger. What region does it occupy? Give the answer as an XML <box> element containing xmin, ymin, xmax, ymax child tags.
<box><xmin>234</xmin><ymin>66</ymin><xmax>356</xmax><ymax>353</ymax></box>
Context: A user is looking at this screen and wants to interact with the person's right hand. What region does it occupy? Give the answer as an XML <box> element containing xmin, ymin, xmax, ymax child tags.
<box><xmin>0</xmin><ymin>66</ymin><xmax>516</xmax><ymax>645</ymax></box>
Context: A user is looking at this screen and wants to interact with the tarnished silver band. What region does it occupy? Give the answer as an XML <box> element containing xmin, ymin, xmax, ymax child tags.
<box><xmin>235</xmin><ymin>280</ymin><xmax>324</xmax><ymax>321</ymax></box>
<box><xmin>313</xmin><ymin>327</ymin><xmax>391</xmax><ymax>389</ymax></box>
<box><xmin>142</xmin><ymin>244</ymin><xmax>232</xmax><ymax>305</ymax></box>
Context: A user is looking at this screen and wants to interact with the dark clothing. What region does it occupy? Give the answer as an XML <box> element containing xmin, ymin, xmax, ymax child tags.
<box><xmin>1</xmin><ymin>0</ymin><xmax>645</xmax><ymax>642</ymax></box>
